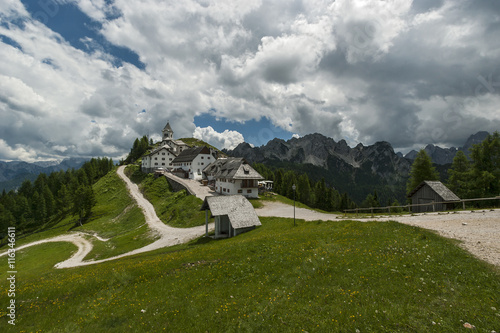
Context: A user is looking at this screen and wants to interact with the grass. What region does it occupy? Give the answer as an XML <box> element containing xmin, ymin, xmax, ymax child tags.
<box><xmin>125</xmin><ymin>165</ymin><xmax>206</xmax><ymax>228</ymax></box>
<box><xmin>178</xmin><ymin>137</ymin><xmax>223</xmax><ymax>153</ymax></box>
<box><xmin>257</xmin><ymin>192</ymin><xmax>339</xmax><ymax>214</ymax></box>
<box><xmin>0</xmin><ymin>170</ymin><xmax>156</xmax><ymax>261</ymax></box>
<box><xmin>1</xmin><ymin>217</ymin><xmax>499</xmax><ymax>332</ymax></box>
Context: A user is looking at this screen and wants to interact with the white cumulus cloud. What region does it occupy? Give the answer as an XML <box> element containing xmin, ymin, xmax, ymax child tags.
<box><xmin>193</xmin><ymin>126</ymin><xmax>245</xmax><ymax>150</ymax></box>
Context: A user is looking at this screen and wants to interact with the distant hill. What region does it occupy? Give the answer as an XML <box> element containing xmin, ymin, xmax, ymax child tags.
<box><xmin>0</xmin><ymin>157</ymin><xmax>87</xmax><ymax>192</ymax></box>
<box><xmin>404</xmin><ymin>131</ymin><xmax>490</xmax><ymax>164</ymax></box>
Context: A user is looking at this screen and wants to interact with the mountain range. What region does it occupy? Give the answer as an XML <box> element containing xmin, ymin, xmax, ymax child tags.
<box><xmin>0</xmin><ymin>158</ymin><xmax>87</xmax><ymax>192</ymax></box>
<box><xmin>225</xmin><ymin>131</ymin><xmax>489</xmax><ymax>204</ymax></box>
<box><xmin>404</xmin><ymin>131</ymin><xmax>489</xmax><ymax>165</ymax></box>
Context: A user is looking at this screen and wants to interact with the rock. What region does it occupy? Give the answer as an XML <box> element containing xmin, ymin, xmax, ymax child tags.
<box><xmin>463</xmin><ymin>322</ymin><xmax>475</xmax><ymax>329</ymax></box>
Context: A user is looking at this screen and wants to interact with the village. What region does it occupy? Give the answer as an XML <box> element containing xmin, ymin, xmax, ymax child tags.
<box><xmin>138</xmin><ymin>121</ymin><xmax>483</xmax><ymax>239</ymax></box>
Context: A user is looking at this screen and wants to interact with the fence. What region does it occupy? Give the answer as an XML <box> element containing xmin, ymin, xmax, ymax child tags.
<box><xmin>343</xmin><ymin>196</ymin><xmax>500</xmax><ymax>217</ymax></box>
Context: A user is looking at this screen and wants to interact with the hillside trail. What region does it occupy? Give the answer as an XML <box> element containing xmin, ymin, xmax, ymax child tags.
<box><xmin>256</xmin><ymin>201</ymin><xmax>500</xmax><ymax>268</ymax></box>
<box><xmin>0</xmin><ymin>166</ymin><xmax>214</xmax><ymax>268</ymax></box>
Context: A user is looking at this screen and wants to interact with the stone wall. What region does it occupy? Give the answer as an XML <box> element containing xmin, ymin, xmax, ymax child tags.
<box><xmin>163</xmin><ymin>174</ymin><xmax>195</xmax><ymax>196</ymax></box>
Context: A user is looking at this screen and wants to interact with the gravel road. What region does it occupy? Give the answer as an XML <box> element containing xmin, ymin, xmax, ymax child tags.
<box><xmin>256</xmin><ymin>201</ymin><xmax>500</xmax><ymax>268</ymax></box>
<box><xmin>2</xmin><ymin>169</ymin><xmax>498</xmax><ymax>269</ymax></box>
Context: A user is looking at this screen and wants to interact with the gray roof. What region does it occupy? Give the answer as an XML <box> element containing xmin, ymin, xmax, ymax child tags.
<box><xmin>163</xmin><ymin>122</ymin><xmax>173</xmax><ymax>132</ymax></box>
<box><xmin>201</xmin><ymin>195</ymin><xmax>262</xmax><ymax>229</ymax></box>
<box><xmin>408</xmin><ymin>181</ymin><xmax>460</xmax><ymax>201</ymax></box>
<box><xmin>145</xmin><ymin>145</ymin><xmax>178</xmax><ymax>157</ymax></box>
<box><xmin>172</xmin><ymin>146</ymin><xmax>211</xmax><ymax>163</ymax></box>
<box><xmin>203</xmin><ymin>158</ymin><xmax>264</xmax><ymax>180</ymax></box>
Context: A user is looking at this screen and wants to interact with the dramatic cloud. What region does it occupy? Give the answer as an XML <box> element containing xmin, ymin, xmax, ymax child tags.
<box><xmin>1</xmin><ymin>0</ymin><xmax>500</xmax><ymax>161</ymax></box>
<box><xmin>193</xmin><ymin>126</ymin><xmax>245</xmax><ymax>150</ymax></box>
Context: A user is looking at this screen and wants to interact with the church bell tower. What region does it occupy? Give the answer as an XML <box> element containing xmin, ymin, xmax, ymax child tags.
<box><xmin>162</xmin><ymin>121</ymin><xmax>173</xmax><ymax>141</ymax></box>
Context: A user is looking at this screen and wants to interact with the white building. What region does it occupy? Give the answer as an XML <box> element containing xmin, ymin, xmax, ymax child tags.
<box><xmin>141</xmin><ymin>121</ymin><xmax>189</xmax><ymax>173</ymax></box>
<box><xmin>203</xmin><ymin>158</ymin><xmax>264</xmax><ymax>198</ymax></box>
<box><xmin>171</xmin><ymin>146</ymin><xmax>215</xmax><ymax>180</ymax></box>
<box><xmin>141</xmin><ymin>146</ymin><xmax>178</xmax><ymax>172</ymax></box>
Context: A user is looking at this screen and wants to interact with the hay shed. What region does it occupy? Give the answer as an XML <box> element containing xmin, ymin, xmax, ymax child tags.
<box><xmin>408</xmin><ymin>181</ymin><xmax>460</xmax><ymax>213</ymax></box>
<box><xmin>201</xmin><ymin>195</ymin><xmax>261</xmax><ymax>238</ymax></box>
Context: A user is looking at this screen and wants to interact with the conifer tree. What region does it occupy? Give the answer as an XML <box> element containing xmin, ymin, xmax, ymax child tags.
<box><xmin>469</xmin><ymin>131</ymin><xmax>500</xmax><ymax>198</ymax></box>
<box><xmin>57</xmin><ymin>184</ymin><xmax>72</xmax><ymax>215</ymax></box>
<box><xmin>447</xmin><ymin>150</ymin><xmax>471</xmax><ymax>198</ymax></box>
<box><xmin>406</xmin><ymin>149</ymin><xmax>440</xmax><ymax>195</ymax></box>
<box><xmin>297</xmin><ymin>174</ymin><xmax>312</xmax><ymax>206</ymax></box>
<box><xmin>42</xmin><ymin>184</ymin><xmax>55</xmax><ymax>217</ymax></box>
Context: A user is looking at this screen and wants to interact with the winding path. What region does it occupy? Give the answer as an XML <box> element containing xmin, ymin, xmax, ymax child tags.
<box><xmin>1</xmin><ymin>167</ymin><xmax>498</xmax><ymax>269</ymax></box>
<box><xmin>0</xmin><ymin>166</ymin><xmax>214</xmax><ymax>268</ymax></box>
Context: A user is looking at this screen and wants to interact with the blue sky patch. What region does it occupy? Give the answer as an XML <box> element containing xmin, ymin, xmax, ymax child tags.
<box><xmin>0</xmin><ymin>34</ymin><xmax>23</xmax><ymax>51</ymax></box>
<box><xmin>19</xmin><ymin>0</ymin><xmax>145</xmax><ymax>69</ymax></box>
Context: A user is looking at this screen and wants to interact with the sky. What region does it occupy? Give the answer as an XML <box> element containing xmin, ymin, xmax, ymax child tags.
<box><xmin>1</xmin><ymin>0</ymin><xmax>499</xmax><ymax>162</ymax></box>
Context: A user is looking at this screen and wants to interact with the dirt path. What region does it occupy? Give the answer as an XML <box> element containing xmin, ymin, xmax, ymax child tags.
<box><xmin>2</xmin><ymin>170</ymin><xmax>498</xmax><ymax>269</ymax></box>
<box><xmin>0</xmin><ymin>166</ymin><xmax>214</xmax><ymax>268</ymax></box>
<box><xmin>256</xmin><ymin>201</ymin><xmax>500</xmax><ymax>268</ymax></box>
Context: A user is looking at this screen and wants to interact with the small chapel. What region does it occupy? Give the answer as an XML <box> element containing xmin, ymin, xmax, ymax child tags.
<box><xmin>141</xmin><ymin>122</ymin><xmax>190</xmax><ymax>173</ymax></box>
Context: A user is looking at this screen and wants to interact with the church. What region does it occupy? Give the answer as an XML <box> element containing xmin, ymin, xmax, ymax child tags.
<box><xmin>141</xmin><ymin>122</ymin><xmax>190</xmax><ymax>173</ymax></box>
<box><xmin>141</xmin><ymin>122</ymin><xmax>216</xmax><ymax>180</ymax></box>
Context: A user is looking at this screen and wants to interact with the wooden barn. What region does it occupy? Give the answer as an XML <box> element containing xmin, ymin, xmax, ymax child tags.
<box><xmin>201</xmin><ymin>195</ymin><xmax>261</xmax><ymax>238</ymax></box>
<box><xmin>408</xmin><ymin>181</ymin><xmax>460</xmax><ymax>213</ymax></box>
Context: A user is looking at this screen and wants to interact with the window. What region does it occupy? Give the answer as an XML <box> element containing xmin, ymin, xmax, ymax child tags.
<box><xmin>238</xmin><ymin>189</ymin><xmax>242</xmax><ymax>193</ymax></box>
<box><xmin>247</xmin><ymin>189</ymin><xmax>252</xmax><ymax>193</ymax></box>
<box><xmin>169</xmin><ymin>158</ymin><xmax>172</xmax><ymax>161</ymax></box>
<box><xmin>154</xmin><ymin>157</ymin><xmax>157</xmax><ymax>160</ymax></box>
<box><xmin>227</xmin><ymin>189</ymin><xmax>230</xmax><ymax>193</ymax></box>
<box><xmin>162</xmin><ymin>158</ymin><xmax>165</xmax><ymax>160</ymax></box>
<box><xmin>154</xmin><ymin>163</ymin><xmax>158</xmax><ymax>166</ymax></box>
<box><xmin>201</xmin><ymin>163</ymin><xmax>204</xmax><ymax>166</ymax></box>
<box><xmin>162</xmin><ymin>163</ymin><xmax>165</xmax><ymax>166</ymax></box>
<box><xmin>201</xmin><ymin>156</ymin><xmax>204</xmax><ymax>159</ymax></box>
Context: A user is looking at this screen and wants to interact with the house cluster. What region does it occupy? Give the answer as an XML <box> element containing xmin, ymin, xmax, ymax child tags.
<box><xmin>141</xmin><ymin>122</ymin><xmax>266</xmax><ymax>199</ymax></box>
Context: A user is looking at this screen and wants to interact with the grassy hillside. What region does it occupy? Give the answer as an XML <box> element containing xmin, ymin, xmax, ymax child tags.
<box><xmin>76</xmin><ymin>170</ymin><xmax>156</xmax><ymax>260</ymax></box>
<box><xmin>1</xmin><ymin>218</ymin><xmax>498</xmax><ymax>332</ymax></box>
<box><xmin>178</xmin><ymin>137</ymin><xmax>221</xmax><ymax>152</ymax></box>
<box><xmin>0</xmin><ymin>169</ymin><xmax>155</xmax><ymax>261</ymax></box>
<box><xmin>125</xmin><ymin>165</ymin><xmax>206</xmax><ymax>228</ymax></box>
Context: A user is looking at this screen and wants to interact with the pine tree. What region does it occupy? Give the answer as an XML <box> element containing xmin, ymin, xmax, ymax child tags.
<box><xmin>469</xmin><ymin>131</ymin><xmax>500</xmax><ymax>198</ymax></box>
<box><xmin>447</xmin><ymin>150</ymin><xmax>471</xmax><ymax>198</ymax></box>
<box><xmin>18</xmin><ymin>179</ymin><xmax>33</xmax><ymax>198</ymax></box>
<box><xmin>0</xmin><ymin>203</ymin><xmax>15</xmax><ymax>233</ymax></box>
<box><xmin>72</xmin><ymin>185</ymin><xmax>96</xmax><ymax>225</ymax></box>
<box><xmin>42</xmin><ymin>184</ymin><xmax>55</xmax><ymax>217</ymax></box>
<box><xmin>297</xmin><ymin>174</ymin><xmax>312</xmax><ymax>206</ymax></box>
<box><xmin>34</xmin><ymin>193</ymin><xmax>47</xmax><ymax>224</ymax></box>
<box><xmin>406</xmin><ymin>149</ymin><xmax>440</xmax><ymax>195</ymax></box>
<box><xmin>57</xmin><ymin>184</ymin><xmax>72</xmax><ymax>215</ymax></box>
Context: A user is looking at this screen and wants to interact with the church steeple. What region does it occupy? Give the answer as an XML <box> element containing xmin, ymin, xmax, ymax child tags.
<box><xmin>162</xmin><ymin>121</ymin><xmax>173</xmax><ymax>141</ymax></box>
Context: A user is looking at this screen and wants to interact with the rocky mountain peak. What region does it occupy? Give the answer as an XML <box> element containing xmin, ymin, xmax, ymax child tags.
<box><xmin>404</xmin><ymin>131</ymin><xmax>490</xmax><ymax>164</ymax></box>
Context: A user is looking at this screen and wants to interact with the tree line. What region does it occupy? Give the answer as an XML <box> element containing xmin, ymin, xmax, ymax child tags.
<box><xmin>407</xmin><ymin>131</ymin><xmax>499</xmax><ymax>205</ymax></box>
<box><xmin>122</xmin><ymin>136</ymin><xmax>152</xmax><ymax>164</ymax></box>
<box><xmin>252</xmin><ymin>163</ymin><xmax>357</xmax><ymax>212</ymax></box>
<box><xmin>0</xmin><ymin>157</ymin><xmax>114</xmax><ymax>238</ymax></box>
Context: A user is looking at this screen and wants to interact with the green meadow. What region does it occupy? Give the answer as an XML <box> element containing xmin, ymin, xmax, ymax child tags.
<box><xmin>125</xmin><ymin>165</ymin><xmax>206</xmax><ymax>228</ymax></box>
<box><xmin>3</xmin><ymin>170</ymin><xmax>154</xmax><ymax>262</ymax></box>
<box><xmin>1</xmin><ymin>217</ymin><xmax>499</xmax><ymax>332</ymax></box>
